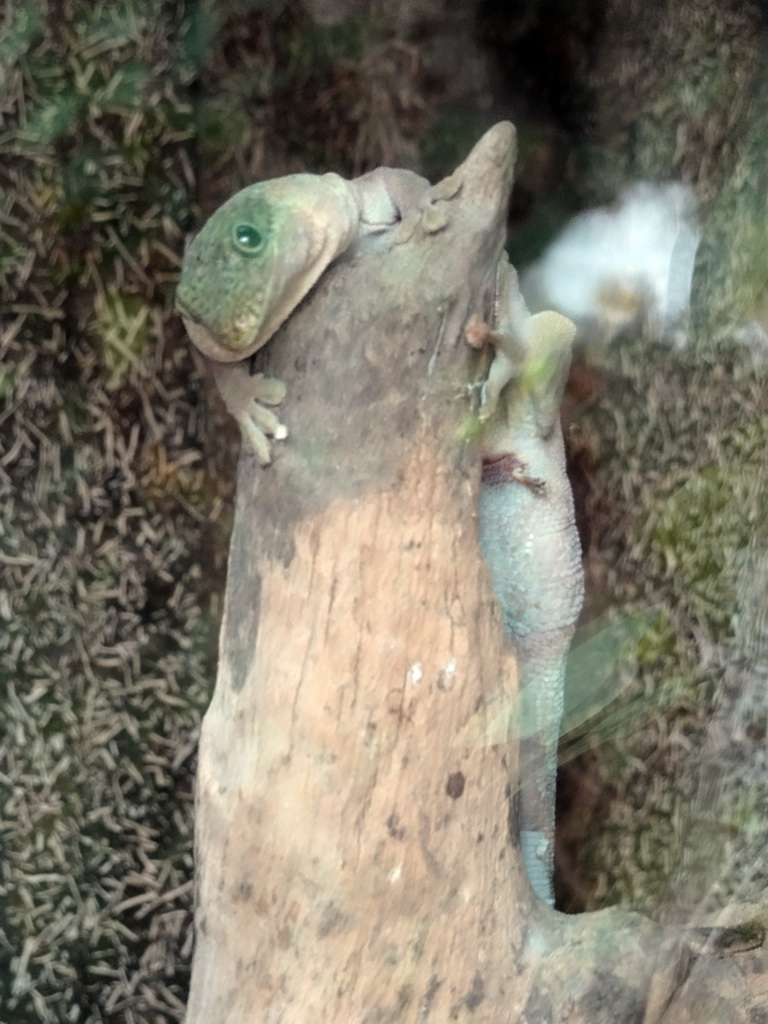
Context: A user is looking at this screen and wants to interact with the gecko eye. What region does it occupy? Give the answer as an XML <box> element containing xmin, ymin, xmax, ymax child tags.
<box><xmin>233</xmin><ymin>223</ymin><xmax>266</xmax><ymax>255</ymax></box>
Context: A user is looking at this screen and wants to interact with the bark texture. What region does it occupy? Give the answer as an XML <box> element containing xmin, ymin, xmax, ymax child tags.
<box><xmin>185</xmin><ymin>124</ymin><xmax>756</xmax><ymax>1023</ymax></box>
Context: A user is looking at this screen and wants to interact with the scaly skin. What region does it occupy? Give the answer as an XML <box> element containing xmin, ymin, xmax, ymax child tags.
<box><xmin>176</xmin><ymin>168</ymin><xmax>426</xmax><ymax>462</ymax></box>
<box><xmin>473</xmin><ymin>258</ymin><xmax>583</xmax><ymax>905</ymax></box>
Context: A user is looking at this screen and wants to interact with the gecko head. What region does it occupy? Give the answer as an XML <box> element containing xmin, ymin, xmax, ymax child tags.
<box><xmin>176</xmin><ymin>186</ymin><xmax>278</xmax><ymax>362</ymax></box>
<box><xmin>175</xmin><ymin>174</ymin><xmax>359</xmax><ymax>363</ymax></box>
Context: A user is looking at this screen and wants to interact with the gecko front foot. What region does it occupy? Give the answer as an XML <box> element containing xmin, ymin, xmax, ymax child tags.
<box><xmin>465</xmin><ymin>312</ymin><xmax>525</xmax><ymax>422</ymax></box>
<box><xmin>212</xmin><ymin>362</ymin><xmax>287</xmax><ymax>465</ymax></box>
<box><xmin>513</xmin><ymin>468</ymin><xmax>546</xmax><ymax>494</ymax></box>
<box><xmin>481</xmin><ymin>452</ymin><xmax>546</xmax><ymax>494</ymax></box>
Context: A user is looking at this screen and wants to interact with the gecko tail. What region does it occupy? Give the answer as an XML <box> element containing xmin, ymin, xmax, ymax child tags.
<box><xmin>521</xmin><ymin>829</ymin><xmax>555</xmax><ymax>906</ymax></box>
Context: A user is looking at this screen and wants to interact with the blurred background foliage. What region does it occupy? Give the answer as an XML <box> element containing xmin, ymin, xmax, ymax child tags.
<box><xmin>2</xmin><ymin>0</ymin><xmax>768</xmax><ymax>1019</ymax></box>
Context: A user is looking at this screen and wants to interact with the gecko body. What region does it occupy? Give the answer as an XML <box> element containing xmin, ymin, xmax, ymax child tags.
<box><xmin>473</xmin><ymin>259</ymin><xmax>583</xmax><ymax>905</ymax></box>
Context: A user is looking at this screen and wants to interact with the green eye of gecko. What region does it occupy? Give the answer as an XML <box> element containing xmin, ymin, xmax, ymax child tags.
<box><xmin>233</xmin><ymin>223</ymin><xmax>266</xmax><ymax>255</ymax></box>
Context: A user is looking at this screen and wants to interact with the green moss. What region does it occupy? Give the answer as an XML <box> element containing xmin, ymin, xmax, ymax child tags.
<box><xmin>22</xmin><ymin>94</ymin><xmax>83</xmax><ymax>147</ymax></box>
<box><xmin>96</xmin><ymin>58</ymin><xmax>151</xmax><ymax>110</ymax></box>
<box><xmin>0</xmin><ymin>4</ymin><xmax>44</xmax><ymax>71</ymax></box>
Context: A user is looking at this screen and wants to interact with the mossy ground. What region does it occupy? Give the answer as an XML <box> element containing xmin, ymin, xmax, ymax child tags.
<box><xmin>0</xmin><ymin>2</ymin><xmax>430</xmax><ymax>1020</ymax></box>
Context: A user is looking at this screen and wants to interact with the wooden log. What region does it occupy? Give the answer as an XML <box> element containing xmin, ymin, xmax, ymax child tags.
<box><xmin>184</xmin><ymin>123</ymin><xmax>752</xmax><ymax>1023</ymax></box>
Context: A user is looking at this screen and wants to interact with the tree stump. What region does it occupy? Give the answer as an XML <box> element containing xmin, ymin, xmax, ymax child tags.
<box><xmin>184</xmin><ymin>123</ymin><xmax>753</xmax><ymax>1024</ymax></box>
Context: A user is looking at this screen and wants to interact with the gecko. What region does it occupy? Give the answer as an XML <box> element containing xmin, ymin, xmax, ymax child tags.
<box><xmin>176</xmin><ymin>167</ymin><xmax>430</xmax><ymax>463</ymax></box>
<box><xmin>468</xmin><ymin>257</ymin><xmax>583</xmax><ymax>906</ymax></box>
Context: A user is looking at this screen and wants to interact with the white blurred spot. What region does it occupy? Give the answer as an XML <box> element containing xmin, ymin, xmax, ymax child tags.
<box><xmin>522</xmin><ymin>182</ymin><xmax>700</xmax><ymax>344</ymax></box>
<box><xmin>407</xmin><ymin>662</ymin><xmax>423</xmax><ymax>686</ymax></box>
